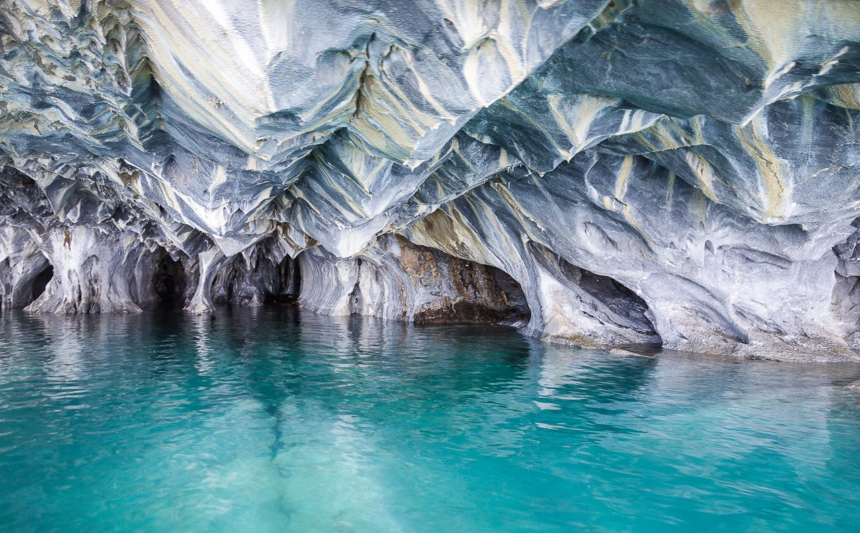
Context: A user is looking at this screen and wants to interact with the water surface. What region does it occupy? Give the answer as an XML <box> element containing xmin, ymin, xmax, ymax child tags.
<box><xmin>1</xmin><ymin>308</ymin><xmax>859</xmax><ymax>532</ymax></box>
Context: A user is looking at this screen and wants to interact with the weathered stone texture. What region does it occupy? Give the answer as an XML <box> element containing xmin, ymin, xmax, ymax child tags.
<box><xmin>2</xmin><ymin>0</ymin><xmax>860</xmax><ymax>360</ymax></box>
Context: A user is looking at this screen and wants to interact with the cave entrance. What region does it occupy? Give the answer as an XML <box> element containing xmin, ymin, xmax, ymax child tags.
<box><xmin>9</xmin><ymin>260</ymin><xmax>53</xmax><ymax>308</ymax></box>
<box><xmin>409</xmin><ymin>245</ymin><xmax>531</xmax><ymax>326</ymax></box>
<box><xmin>153</xmin><ymin>254</ymin><xmax>187</xmax><ymax>308</ymax></box>
<box><xmin>264</xmin><ymin>255</ymin><xmax>301</xmax><ymax>305</ymax></box>
<box><xmin>210</xmin><ymin>254</ymin><xmax>302</xmax><ymax>307</ymax></box>
<box><xmin>528</xmin><ymin>241</ymin><xmax>660</xmax><ymax>342</ymax></box>
<box><xmin>31</xmin><ymin>264</ymin><xmax>53</xmax><ymax>302</ymax></box>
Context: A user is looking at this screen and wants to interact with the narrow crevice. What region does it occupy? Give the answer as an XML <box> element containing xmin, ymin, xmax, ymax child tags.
<box><xmin>351</xmin><ymin>33</ymin><xmax>375</xmax><ymax>120</ymax></box>
<box><xmin>348</xmin><ymin>260</ymin><xmax>363</xmax><ymax>313</ymax></box>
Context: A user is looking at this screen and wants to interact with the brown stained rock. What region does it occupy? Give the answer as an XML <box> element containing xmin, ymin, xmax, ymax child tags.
<box><xmin>391</xmin><ymin>236</ymin><xmax>529</xmax><ymax>325</ymax></box>
<box><xmin>414</xmin><ymin>299</ymin><xmax>529</xmax><ymax>325</ymax></box>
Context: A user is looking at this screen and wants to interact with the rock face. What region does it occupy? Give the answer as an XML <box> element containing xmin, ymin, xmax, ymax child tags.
<box><xmin>298</xmin><ymin>234</ymin><xmax>529</xmax><ymax>324</ymax></box>
<box><xmin>2</xmin><ymin>0</ymin><xmax>860</xmax><ymax>361</ymax></box>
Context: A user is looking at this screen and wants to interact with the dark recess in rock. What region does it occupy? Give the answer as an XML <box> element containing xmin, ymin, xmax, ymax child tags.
<box><xmin>30</xmin><ymin>264</ymin><xmax>53</xmax><ymax>303</ymax></box>
<box><xmin>153</xmin><ymin>254</ymin><xmax>187</xmax><ymax>308</ymax></box>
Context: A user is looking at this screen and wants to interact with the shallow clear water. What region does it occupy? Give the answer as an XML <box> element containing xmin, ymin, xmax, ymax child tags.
<box><xmin>1</xmin><ymin>308</ymin><xmax>860</xmax><ymax>532</ymax></box>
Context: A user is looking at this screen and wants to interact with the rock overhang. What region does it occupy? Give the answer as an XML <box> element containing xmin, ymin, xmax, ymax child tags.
<box><xmin>2</xmin><ymin>0</ymin><xmax>860</xmax><ymax>361</ymax></box>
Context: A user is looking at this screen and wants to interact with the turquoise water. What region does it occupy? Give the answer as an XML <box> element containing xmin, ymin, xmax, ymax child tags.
<box><xmin>1</xmin><ymin>309</ymin><xmax>860</xmax><ymax>532</ymax></box>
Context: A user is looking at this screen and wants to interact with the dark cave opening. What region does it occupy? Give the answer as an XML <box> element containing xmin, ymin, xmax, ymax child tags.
<box><xmin>263</xmin><ymin>255</ymin><xmax>302</xmax><ymax>305</ymax></box>
<box><xmin>485</xmin><ymin>266</ymin><xmax>531</xmax><ymax>322</ymax></box>
<box><xmin>31</xmin><ymin>264</ymin><xmax>53</xmax><ymax>302</ymax></box>
<box><xmin>575</xmin><ymin>268</ymin><xmax>655</xmax><ymax>331</ymax></box>
<box><xmin>153</xmin><ymin>254</ymin><xmax>187</xmax><ymax>307</ymax></box>
<box><xmin>210</xmin><ymin>254</ymin><xmax>302</xmax><ymax>307</ymax></box>
<box><xmin>528</xmin><ymin>241</ymin><xmax>660</xmax><ymax>339</ymax></box>
<box><xmin>2</xmin><ymin>258</ymin><xmax>53</xmax><ymax>309</ymax></box>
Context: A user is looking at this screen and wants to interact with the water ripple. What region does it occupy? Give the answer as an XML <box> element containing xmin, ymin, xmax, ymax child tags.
<box><xmin>0</xmin><ymin>308</ymin><xmax>859</xmax><ymax>531</ymax></box>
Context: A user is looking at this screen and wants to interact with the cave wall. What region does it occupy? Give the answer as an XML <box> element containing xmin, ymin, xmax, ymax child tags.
<box><xmin>404</xmin><ymin>151</ymin><xmax>857</xmax><ymax>361</ymax></box>
<box><xmin>298</xmin><ymin>234</ymin><xmax>529</xmax><ymax>324</ymax></box>
<box><xmin>1</xmin><ymin>0</ymin><xmax>860</xmax><ymax>360</ymax></box>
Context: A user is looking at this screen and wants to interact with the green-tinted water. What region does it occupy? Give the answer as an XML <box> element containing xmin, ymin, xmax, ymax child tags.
<box><xmin>1</xmin><ymin>308</ymin><xmax>859</xmax><ymax>532</ymax></box>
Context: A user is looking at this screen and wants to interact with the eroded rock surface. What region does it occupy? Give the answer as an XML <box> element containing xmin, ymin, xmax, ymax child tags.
<box><xmin>298</xmin><ymin>234</ymin><xmax>529</xmax><ymax>324</ymax></box>
<box><xmin>2</xmin><ymin>0</ymin><xmax>860</xmax><ymax>360</ymax></box>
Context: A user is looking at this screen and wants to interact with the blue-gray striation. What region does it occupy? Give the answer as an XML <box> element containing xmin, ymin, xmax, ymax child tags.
<box><xmin>2</xmin><ymin>0</ymin><xmax>860</xmax><ymax>361</ymax></box>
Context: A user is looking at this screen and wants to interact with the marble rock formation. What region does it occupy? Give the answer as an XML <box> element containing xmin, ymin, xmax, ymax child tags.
<box><xmin>2</xmin><ymin>0</ymin><xmax>860</xmax><ymax>361</ymax></box>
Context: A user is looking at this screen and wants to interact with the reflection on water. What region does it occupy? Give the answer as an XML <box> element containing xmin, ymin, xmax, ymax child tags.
<box><xmin>1</xmin><ymin>308</ymin><xmax>859</xmax><ymax>532</ymax></box>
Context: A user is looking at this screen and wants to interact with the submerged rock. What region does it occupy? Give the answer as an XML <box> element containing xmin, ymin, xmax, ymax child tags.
<box><xmin>2</xmin><ymin>0</ymin><xmax>860</xmax><ymax>360</ymax></box>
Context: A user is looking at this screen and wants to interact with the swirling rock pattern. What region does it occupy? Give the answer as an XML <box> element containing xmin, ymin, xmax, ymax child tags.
<box><xmin>2</xmin><ymin>0</ymin><xmax>860</xmax><ymax>361</ymax></box>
